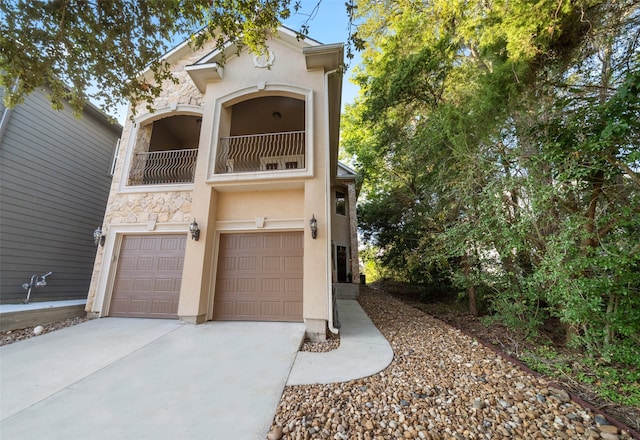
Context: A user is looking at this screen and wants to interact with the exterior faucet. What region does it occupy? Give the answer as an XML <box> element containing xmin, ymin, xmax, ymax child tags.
<box><xmin>36</xmin><ymin>271</ymin><xmax>53</xmax><ymax>287</ymax></box>
<box><xmin>21</xmin><ymin>272</ymin><xmax>53</xmax><ymax>303</ymax></box>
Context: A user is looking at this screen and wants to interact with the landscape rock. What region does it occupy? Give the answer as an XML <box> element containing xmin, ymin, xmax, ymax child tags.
<box><xmin>268</xmin><ymin>289</ymin><xmax>634</xmax><ymax>439</ymax></box>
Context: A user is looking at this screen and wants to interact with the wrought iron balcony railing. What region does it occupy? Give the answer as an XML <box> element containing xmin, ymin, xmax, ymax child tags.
<box><xmin>215</xmin><ymin>131</ymin><xmax>305</xmax><ymax>174</ymax></box>
<box><xmin>128</xmin><ymin>148</ymin><xmax>198</xmax><ymax>185</ymax></box>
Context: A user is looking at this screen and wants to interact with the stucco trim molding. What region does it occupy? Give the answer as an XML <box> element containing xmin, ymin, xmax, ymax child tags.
<box><xmin>215</xmin><ymin>218</ymin><xmax>305</xmax><ymax>232</ymax></box>
<box><xmin>133</xmin><ymin>104</ymin><xmax>204</xmax><ymax>125</ymax></box>
<box><xmin>90</xmin><ymin>222</ymin><xmax>190</xmax><ymax>318</ymax></box>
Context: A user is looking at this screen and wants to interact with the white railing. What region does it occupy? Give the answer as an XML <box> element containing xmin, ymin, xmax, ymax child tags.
<box><xmin>215</xmin><ymin>131</ymin><xmax>305</xmax><ymax>174</ymax></box>
<box><xmin>128</xmin><ymin>148</ymin><xmax>198</xmax><ymax>185</ymax></box>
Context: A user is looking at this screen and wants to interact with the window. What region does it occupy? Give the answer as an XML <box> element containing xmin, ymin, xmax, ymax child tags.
<box><xmin>336</xmin><ymin>191</ymin><xmax>346</xmax><ymax>216</ymax></box>
<box><xmin>259</xmin><ymin>154</ymin><xmax>304</xmax><ymax>171</ymax></box>
<box><xmin>109</xmin><ymin>139</ymin><xmax>120</xmax><ymax>176</ymax></box>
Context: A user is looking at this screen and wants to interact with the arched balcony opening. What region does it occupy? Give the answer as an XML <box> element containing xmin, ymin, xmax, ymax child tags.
<box><xmin>128</xmin><ymin>115</ymin><xmax>201</xmax><ymax>186</ymax></box>
<box><xmin>215</xmin><ymin>96</ymin><xmax>306</xmax><ymax>174</ymax></box>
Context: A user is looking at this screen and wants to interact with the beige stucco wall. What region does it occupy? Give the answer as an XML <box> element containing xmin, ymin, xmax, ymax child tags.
<box><xmin>87</xmin><ymin>33</ymin><xmax>334</xmax><ymax>336</ymax></box>
<box><xmin>177</xmin><ymin>36</ymin><xmax>331</xmax><ymax>328</ymax></box>
<box><xmin>331</xmin><ymin>187</ymin><xmax>351</xmax><ymax>246</ymax></box>
<box><xmin>216</xmin><ymin>190</ymin><xmax>303</xmax><ymax>220</ymax></box>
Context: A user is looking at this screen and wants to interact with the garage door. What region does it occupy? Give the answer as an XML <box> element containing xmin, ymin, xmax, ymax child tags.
<box><xmin>213</xmin><ymin>232</ymin><xmax>303</xmax><ymax>322</ymax></box>
<box><xmin>110</xmin><ymin>234</ymin><xmax>186</xmax><ymax>319</ymax></box>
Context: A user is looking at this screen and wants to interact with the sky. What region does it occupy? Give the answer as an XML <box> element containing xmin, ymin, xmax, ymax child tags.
<box><xmin>112</xmin><ymin>0</ymin><xmax>361</xmax><ymax>125</ymax></box>
<box><xmin>283</xmin><ymin>0</ymin><xmax>361</xmax><ymax>107</ymax></box>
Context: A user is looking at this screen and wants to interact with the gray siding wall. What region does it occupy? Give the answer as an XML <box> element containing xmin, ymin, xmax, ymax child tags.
<box><xmin>0</xmin><ymin>88</ymin><xmax>121</xmax><ymax>303</ymax></box>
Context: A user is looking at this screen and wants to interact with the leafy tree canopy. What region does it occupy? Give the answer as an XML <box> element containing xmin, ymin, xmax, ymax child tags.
<box><xmin>344</xmin><ymin>0</ymin><xmax>640</xmax><ymax>367</ymax></box>
<box><xmin>0</xmin><ymin>0</ymin><xmax>333</xmax><ymax>117</ymax></box>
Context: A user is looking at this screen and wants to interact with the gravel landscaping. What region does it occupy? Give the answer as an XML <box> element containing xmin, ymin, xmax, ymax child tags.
<box><xmin>269</xmin><ymin>288</ymin><xmax>635</xmax><ymax>440</ymax></box>
<box><xmin>0</xmin><ymin>316</ymin><xmax>87</xmax><ymax>346</ymax></box>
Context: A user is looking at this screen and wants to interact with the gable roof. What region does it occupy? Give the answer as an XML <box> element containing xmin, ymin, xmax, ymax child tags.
<box><xmin>182</xmin><ymin>27</ymin><xmax>344</xmax><ymax>93</ymax></box>
<box><xmin>337</xmin><ymin>162</ymin><xmax>357</xmax><ymax>179</ymax></box>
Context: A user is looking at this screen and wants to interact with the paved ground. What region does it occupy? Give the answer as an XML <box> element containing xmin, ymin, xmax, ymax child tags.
<box><xmin>288</xmin><ymin>299</ymin><xmax>393</xmax><ymax>385</ymax></box>
<box><xmin>1</xmin><ymin>318</ymin><xmax>304</xmax><ymax>440</ymax></box>
<box><xmin>0</xmin><ymin>299</ymin><xmax>393</xmax><ymax>440</ymax></box>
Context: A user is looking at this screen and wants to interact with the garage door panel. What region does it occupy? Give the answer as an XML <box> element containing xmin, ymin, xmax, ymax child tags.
<box><xmin>263</xmin><ymin>234</ymin><xmax>282</xmax><ymax>248</ymax></box>
<box><xmin>219</xmin><ymin>257</ymin><xmax>236</xmax><ymax>271</ymax></box>
<box><xmin>110</xmin><ymin>234</ymin><xmax>185</xmax><ymax>319</ymax></box>
<box><xmin>133</xmin><ymin>278</ymin><xmax>152</xmax><ymax>292</ymax></box>
<box><xmin>159</xmin><ymin>236</ymin><xmax>184</xmax><ymax>250</ymax></box>
<box><xmin>261</xmin><ymin>278</ymin><xmax>281</xmax><ymax>292</ymax></box>
<box><xmin>158</xmin><ymin>257</ymin><xmax>179</xmax><ymax>271</ymax></box>
<box><xmin>284</xmin><ymin>278</ymin><xmax>303</xmax><ymax>292</ymax></box>
<box><xmin>283</xmin><ymin>234</ymin><xmax>303</xmax><ymax>248</ymax></box>
<box><xmin>130</xmin><ymin>299</ymin><xmax>146</xmax><ymax>313</ymax></box>
<box><xmin>284</xmin><ymin>301</ymin><xmax>302</xmax><ymax>317</ymax></box>
<box><xmin>236</xmin><ymin>301</ymin><xmax>256</xmax><ymax>316</ymax></box>
<box><xmin>154</xmin><ymin>278</ymin><xmax>177</xmax><ymax>291</ymax></box>
<box><xmin>118</xmin><ymin>257</ymin><xmax>137</xmax><ymax>270</ymax></box>
<box><xmin>262</xmin><ymin>256</ymin><xmax>281</xmax><ymax>270</ymax></box>
<box><xmin>260</xmin><ymin>301</ymin><xmax>281</xmax><ymax>316</ymax></box>
<box><xmin>150</xmin><ymin>299</ymin><xmax>177</xmax><ymax>315</ymax></box>
<box><xmin>139</xmin><ymin>237</ymin><xmax>159</xmax><ymax>250</ymax></box>
<box><xmin>238</xmin><ymin>256</ymin><xmax>257</xmax><ymax>270</ymax></box>
<box><xmin>214</xmin><ymin>232</ymin><xmax>303</xmax><ymax>322</ymax></box>
<box><xmin>238</xmin><ymin>235</ymin><xmax>258</xmax><ymax>249</ymax></box>
<box><xmin>237</xmin><ymin>278</ymin><xmax>256</xmax><ymax>292</ymax></box>
<box><xmin>136</xmin><ymin>257</ymin><xmax>155</xmax><ymax>270</ymax></box>
<box><xmin>284</xmin><ymin>256</ymin><xmax>303</xmax><ymax>270</ymax></box>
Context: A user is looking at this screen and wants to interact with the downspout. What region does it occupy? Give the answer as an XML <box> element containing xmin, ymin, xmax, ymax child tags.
<box><xmin>325</xmin><ymin>68</ymin><xmax>340</xmax><ymax>334</ymax></box>
<box><xmin>0</xmin><ymin>81</ymin><xmax>19</xmax><ymax>144</ymax></box>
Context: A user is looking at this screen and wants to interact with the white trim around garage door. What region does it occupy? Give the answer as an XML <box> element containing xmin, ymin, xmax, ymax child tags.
<box><xmin>92</xmin><ymin>222</ymin><xmax>190</xmax><ymax>318</ymax></box>
<box><xmin>207</xmin><ymin>218</ymin><xmax>305</xmax><ymax>320</ymax></box>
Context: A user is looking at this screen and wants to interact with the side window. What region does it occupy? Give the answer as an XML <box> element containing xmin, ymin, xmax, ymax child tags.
<box><xmin>335</xmin><ymin>191</ymin><xmax>346</xmax><ymax>216</ymax></box>
<box><xmin>109</xmin><ymin>138</ymin><xmax>120</xmax><ymax>176</ymax></box>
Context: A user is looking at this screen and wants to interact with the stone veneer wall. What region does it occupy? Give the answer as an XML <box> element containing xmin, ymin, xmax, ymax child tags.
<box><xmin>86</xmin><ymin>40</ymin><xmax>216</xmax><ymax>312</ymax></box>
<box><xmin>105</xmin><ymin>192</ymin><xmax>193</xmax><ymax>224</ymax></box>
<box><xmin>85</xmin><ymin>191</ymin><xmax>194</xmax><ymax>311</ymax></box>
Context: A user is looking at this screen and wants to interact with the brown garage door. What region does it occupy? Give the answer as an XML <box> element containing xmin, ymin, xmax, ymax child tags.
<box><xmin>110</xmin><ymin>234</ymin><xmax>186</xmax><ymax>319</ymax></box>
<box><xmin>213</xmin><ymin>232</ymin><xmax>303</xmax><ymax>322</ymax></box>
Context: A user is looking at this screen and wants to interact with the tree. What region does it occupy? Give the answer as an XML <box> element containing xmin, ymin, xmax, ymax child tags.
<box><xmin>0</xmin><ymin>0</ymin><xmax>297</xmax><ymax>116</ymax></box>
<box><xmin>344</xmin><ymin>0</ymin><xmax>640</xmax><ymax>363</ymax></box>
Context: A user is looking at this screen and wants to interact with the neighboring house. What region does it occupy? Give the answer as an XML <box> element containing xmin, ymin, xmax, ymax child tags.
<box><xmin>85</xmin><ymin>28</ymin><xmax>359</xmax><ymax>340</ymax></box>
<box><xmin>0</xmin><ymin>86</ymin><xmax>122</xmax><ymax>303</ymax></box>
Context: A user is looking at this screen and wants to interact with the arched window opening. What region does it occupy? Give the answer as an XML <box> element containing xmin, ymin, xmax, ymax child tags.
<box><xmin>215</xmin><ymin>96</ymin><xmax>306</xmax><ymax>174</ymax></box>
<box><xmin>128</xmin><ymin>115</ymin><xmax>201</xmax><ymax>185</ymax></box>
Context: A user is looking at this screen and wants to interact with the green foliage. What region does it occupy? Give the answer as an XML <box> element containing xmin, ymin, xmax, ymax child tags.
<box><xmin>522</xmin><ymin>346</ymin><xmax>640</xmax><ymax>408</ymax></box>
<box><xmin>345</xmin><ymin>0</ymin><xmax>640</xmax><ymax>370</ymax></box>
<box><xmin>0</xmin><ymin>0</ymin><xmax>298</xmax><ymax>116</ymax></box>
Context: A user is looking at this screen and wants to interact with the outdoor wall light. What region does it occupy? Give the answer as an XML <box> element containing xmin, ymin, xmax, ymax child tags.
<box><xmin>309</xmin><ymin>214</ymin><xmax>318</xmax><ymax>239</ymax></box>
<box><xmin>93</xmin><ymin>227</ymin><xmax>105</xmax><ymax>247</ymax></box>
<box><xmin>189</xmin><ymin>219</ymin><xmax>200</xmax><ymax>241</ymax></box>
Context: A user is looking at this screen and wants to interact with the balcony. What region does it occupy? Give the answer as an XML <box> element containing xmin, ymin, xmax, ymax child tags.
<box><xmin>214</xmin><ymin>131</ymin><xmax>305</xmax><ymax>174</ymax></box>
<box><xmin>128</xmin><ymin>149</ymin><xmax>198</xmax><ymax>186</ymax></box>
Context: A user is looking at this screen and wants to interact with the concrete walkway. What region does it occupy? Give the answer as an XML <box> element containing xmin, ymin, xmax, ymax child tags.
<box><xmin>0</xmin><ymin>300</ymin><xmax>393</xmax><ymax>439</ymax></box>
<box><xmin>288</xmin><ymin>299</ymin><xmax>394</xmax><ymax>385</ymax></box>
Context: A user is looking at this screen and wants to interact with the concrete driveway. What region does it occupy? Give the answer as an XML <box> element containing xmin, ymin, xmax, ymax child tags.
<box><xmin>1</xmin><ymin>318</ymin><xmax>304</xmax><ymax>440</ymax></box>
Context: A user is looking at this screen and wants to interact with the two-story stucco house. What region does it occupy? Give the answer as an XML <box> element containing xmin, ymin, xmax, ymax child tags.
<box><xmin>85</xmin><ymin>28</ymin><xmax>359</xmax><ymax>341</ymax></box>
